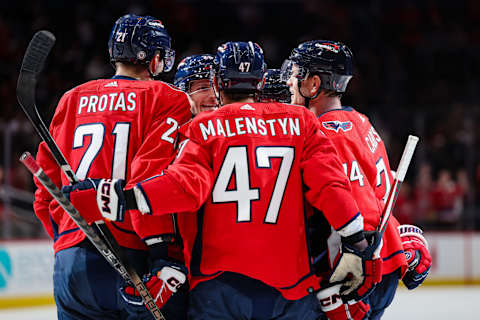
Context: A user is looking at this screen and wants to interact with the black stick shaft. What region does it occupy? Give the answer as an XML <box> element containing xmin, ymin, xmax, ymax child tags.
<box><xmin>17</xmin><ymin>31</ymin><xmax>164</xmax><ymax>320</ymax></box>
<box><xmin>20</xmin><ymin>152</ymin><xmax>165</xmax><ymax>320</ymax></box>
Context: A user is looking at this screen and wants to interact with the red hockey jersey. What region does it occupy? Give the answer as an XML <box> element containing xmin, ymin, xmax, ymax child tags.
<box><xmin>33</xmin><ymin>77</ymin><xmax>191</xmax><ymax>254</ymax></box>
<box><xmin>318</xmin><ymin>107</ymin><xmax>408</xmax><ymax>276</ymax></box>
<box><xmin>134</xmin><ymin>102</ymin><xmax>363</xmax><ymax>300</ymax></box>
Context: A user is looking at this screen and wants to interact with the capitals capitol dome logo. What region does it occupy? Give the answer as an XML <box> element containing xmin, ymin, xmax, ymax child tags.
<box><xmin>0</xmin><ymin>247</ymin><xmax>12</xmax><ymax>290</ymax></box>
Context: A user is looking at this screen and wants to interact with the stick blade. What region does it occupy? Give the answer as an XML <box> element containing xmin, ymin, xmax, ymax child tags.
<box><xmin>20</xmin><ymin>30</ymin><xmax>56</xmax><ymax>75</ymax></box>
<box><xmin>17</xmin><ymin>30</ymin><xmax>56</xmax><ymax>111</ymax></box>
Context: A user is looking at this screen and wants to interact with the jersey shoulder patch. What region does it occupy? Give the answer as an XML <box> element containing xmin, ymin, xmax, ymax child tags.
<box><xmin>322</xmin><ymin>120</ymin><xmax>352</xmax><ymax>133</ymax></box>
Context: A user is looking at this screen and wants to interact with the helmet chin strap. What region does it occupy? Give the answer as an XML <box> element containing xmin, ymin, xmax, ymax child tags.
<box><xmin>148</xmin><ymin>55</ymin><xmax>164</xmax><ymax>79</ymax></box>
<box><xmin>212</xmin><ymin>75</ymin><xmax>223</xmax><ymax>106</ymax></box>
<box><xmin>297</xmin><ymin>80</ymin><xmax>321</xmax><ymax>108</ymax></box>
<box><xmin>147</xmin><ymin>67</ymin><xmax>155</xmax><ymax>79</ymax></box>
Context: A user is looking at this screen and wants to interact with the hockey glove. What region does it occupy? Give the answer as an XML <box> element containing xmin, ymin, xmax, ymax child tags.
<box><xmin>329</xmin><ymin>231</ymin><xmax>383</xmax><ymax>301</ymax></box>
<box><xmin>62</xmin><ymin>178</ymin><xmax>127</xmax><ymax>223</ymax></box>
<box><xmin>121</xmin><ymin>262</ymin><xmax>187</xmax><ymax>311</ymax></box>
<box><xmin>62</xmin><ymin>178</ymin><xmax>103</xmax><ymax>223</ymax></box>
<box><xmin>398</xmin><ymin>224</ymin><xmax>431</xmax><ymax>290</ymax></box>
<box><xmin>317</xmin><ymin>284</ymin><xmax>370</xmax><ymax>320</ymax></box>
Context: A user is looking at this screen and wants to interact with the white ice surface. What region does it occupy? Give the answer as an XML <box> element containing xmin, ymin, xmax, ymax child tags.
<box><xmin>0</xmin><ymin>286</ymin><xmax>478</xmax><ymax>319</ymax></box>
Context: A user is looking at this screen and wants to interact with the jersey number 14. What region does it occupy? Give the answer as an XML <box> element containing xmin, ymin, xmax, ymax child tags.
<box><xmin>343</xmin><ymin>157</ymin><xmax>391</xmax><ymax>203</ymax></box>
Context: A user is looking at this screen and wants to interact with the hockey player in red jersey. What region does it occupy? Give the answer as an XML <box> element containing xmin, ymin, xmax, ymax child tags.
<box><xmin>66</xmin><ymin>41</ymin><xmax>383</xmax><ymax>320</ymax></box>
<box><xmin>281</xmin><ymin>40</ymin><xmax>432</xmax><ymax>319</ymax></box>
<box><xmin>35</xmin><ymin>14</ymin><xmax>191</xmax><ymax>319</ymax></box>
<box><xmin>174</xmin><ymin>54</ymin><xmax>218</xmax><ymax>116</ymax></box>
<box><xmin>117</xmin><ymin>54</ymin><xmax>219</xmax><ymax>314</ymax></box>
<box><xmin>170</xmin><ymin>53</ymin><xmax>217</xmax><ymax>277</ymax></box>
<box><xmin>259</xmin><ymin>66</ymin><xmax>370</xmax><ymax>320</ymax></box>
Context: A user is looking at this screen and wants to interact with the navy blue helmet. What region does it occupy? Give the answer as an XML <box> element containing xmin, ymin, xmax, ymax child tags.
<box><xmin>259</xmin><ymin>69</ymin><xmax>291</xmax><ymax>103</ymax></box>
<box><xmin>212</xmin><ymin>41</ymin><xmax>266</xmax><ymax>93</ymax></box>
<box><xmin>108</xmin><ymin>14</ymin><xmax>175</xmax><ymax>72</ymax></box>
<box><xmin>281</xmin><ymin>40</ymin><xmax>353</xmax><ymax>93</ymax></box>
<box><xmin>174</xmin><ymin>54</ymin><xmax>215</xmax><ymax>92</ymax></box>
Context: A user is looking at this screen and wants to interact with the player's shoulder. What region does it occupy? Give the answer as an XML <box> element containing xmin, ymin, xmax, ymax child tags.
<box><xmin>253</xmin><ymin>101</ymin><xmax>306</xmax><ymax>112</ymax></box>
<box><xmin>129</xmin><ymin>80</ymin><xmax>190</xmax><ymax>112</ymax></box>
<box><xmin>318</xmin><ymin>106</ymin><xmax>371</xmax><ymax>135</ymax></box>
<box><xmin>61</xmin><ymin>79</ymin><xmax>99</xmax><ymax>96</ymax></box>
<box><xmin>320</xmin><ymin>106</ymin><xmax>370</xmax><ymax>121</ymax></box>
<box><xmin>179</xmin><ymin>119</ymin><xmax>193</xmax><ymax>135</ymax></box>
<box><xmin>194</xmin><ymin>102</ymin><xmax>315</xmax><ymax>129</ymax></box>
<box><xmin>192</xmin><ymin>101</ymin><xmax>308</xmax><ymax>122</ymax></box>
<box><xmin>190</xmin><ymin>108</ymin><xmax>216</xmax><ymax>125</ymax></box>
<box><xmin>223</xmin><ymin>101</ymin><xmax>309</xmax><ymax>116</ymax></box>
<box><xmin>188</xmin><ymin>103</ymin><xmax>243</xmax><ymax>129</ymax></box>
<box><xmin>78</xmin><ymin>78</ymin><xmax>186</xmax><ymax>95</ymax></box>
<box><xmin>145</xmin><ymin>80</ymin><xmax>187</xmax><ymax>96</ymax></box>
<box><xmin>150</xmin><ymin>82</ymin><xmax>190</xmax><ymax>109</ymax></box>
<box><xmin>62</xmin><ymin>79</ymin><xmax>140</xmax><ymax>96</ymax></box>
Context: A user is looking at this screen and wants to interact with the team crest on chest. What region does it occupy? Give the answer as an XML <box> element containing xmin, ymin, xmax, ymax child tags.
<box><xmin>322</xmin><ymin>120</ymin><xmax>352</xmax><ymax>132</ymax></box>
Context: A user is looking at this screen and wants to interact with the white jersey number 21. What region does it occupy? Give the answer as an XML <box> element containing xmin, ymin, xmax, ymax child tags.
<box><xmin>73</xmin><ymin>122</ymin><xmax>130</xmax><ymax>179</ymax></box>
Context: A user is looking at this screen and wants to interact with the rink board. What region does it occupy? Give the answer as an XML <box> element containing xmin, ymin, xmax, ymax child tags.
<box><xmin>0</xmin><ymin>233</ymin><xmax>479</xmax><ymax>308</ymax></box>
<box><xmin>423</xmin><ymin>232</ymin><xmax>480</xmax><ymax>285</ymax></box>
<box><xmin>0</xmin><ymin>240</ymin><xmax>54</xmax><ymax>309</ymax></box>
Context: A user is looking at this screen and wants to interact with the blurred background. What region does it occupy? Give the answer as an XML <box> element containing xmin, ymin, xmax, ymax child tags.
<box><xmin>2</xmin><ymin>0</ymin><xmax>479</xmax><ymax>237</ymax></box>
<box><xmin>0</xmin><ymin>0</ymin><xmax>479</xmax><ymax>315</ymax></box>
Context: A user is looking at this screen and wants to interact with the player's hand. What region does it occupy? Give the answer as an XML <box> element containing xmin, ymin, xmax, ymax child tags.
<box><xmin>121</xmin><ymin>264</ymin><xmax>187</xmax><ymax>311</ymax></box>
<box><xmin>329</xmin><ymin>231</ymin><xmax>383</xmax><ymax>301</ymax></box>
<box><xmin>317</xmin><ymin>284</ymin><xmax>370</xmax><ymax>320</ymax></box>
<box><xmin>62</xmin><ymin>178</ymin><xmax>127</xmax><ymax>222</ymax></box>
<box><xmin>94</xmin><ymin>179</ymin><xmax>127</xmax><ymax>221</ymax></box>
<box><xmin>398</xmin><ymin>224</ymin><xmax>431</xmax><ymax>290</ymax></box>
<box><xmin>62</xmin><ymin>178</ymin><xmax>104</xmax><ymax>223</ymax></box>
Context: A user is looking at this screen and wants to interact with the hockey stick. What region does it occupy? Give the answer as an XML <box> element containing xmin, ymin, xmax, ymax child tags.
<box><xmin>16</xmin><ymin>31</ymin><xmax>125</xmax><ymax>257</ymax></box>
<box><xmin>16</xmin><ymin>31</ymin><xmax>125</xmax><ymax>260</ymax></box>
<box><xmin>20</xmin><ymin>153</ymin><xmax>165</xmax><ymax>320</ymax></box>
<box><xmin>377</xmin><ymin>135</ymin><xmax>419</xmax><ymax>238</ymax></box>
<box><xmin>17</xmin><ymin>31</ymin><xmax>165</xmax><ymax>320</ymax></box>
<box><xmin>16</xmin><ymin>30</ymin><xmax>78</xmax><ymax>183</ymax></box>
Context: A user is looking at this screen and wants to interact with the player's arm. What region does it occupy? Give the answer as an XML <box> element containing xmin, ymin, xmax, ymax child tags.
<box><xmin>133</xmin><ymin>136</ymin><xmax>214</xmax><ymax>215</ymax></box>
<box><xmin>126</xmin><ymin>89</ymin><xmax>192</xmax><ymax>188</ymax></box>
<box><xmin>129</xmin><ymin>108</ymin><xmax>212</xmax><ymax>216</ymax></box>
<box><xmin>63</xmin><ymin>135</ymin><xmax>214</xmax><ymax>222</ymax></box>
<box><xmin>302</xmin><ymin>113</ymin><xmax>382</xmax><ymax>301</ymax></box>
<box><xmin>127</xmin><ymin>90</ymin><xmax>192</xmax><ymax>246</ymax></box>
<box><xmin>33</xmin><ymin>141</ymin><xmax>60</xmax><ymax>238</ymax></box>
<box><xmin>302</xmin><ymin>128</ymin><xmax>362</xmax><ymax>235</ymax></box>
<box><xmin>32</xmin><ymin>94</ymin><xmax>72</xmax><ymax>239</ymax></box>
